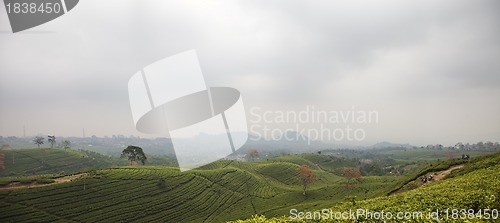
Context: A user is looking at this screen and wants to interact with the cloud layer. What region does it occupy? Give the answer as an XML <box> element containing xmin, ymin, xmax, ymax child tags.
<box><xmin>1</xmin><ymin>0</ymin><xmax>499</xmax><ymax>146</ymax></box>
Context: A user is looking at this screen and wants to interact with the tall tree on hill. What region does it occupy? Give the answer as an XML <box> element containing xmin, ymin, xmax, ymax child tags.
<box><xmin>121</xmin><ymin>145</ymin><xmax>147</xmax><ymax>166</ymax></box>
<box><xmin>342</xmin><ymin>167</ymin><xmax>363</xmax><ymax>190</ymax></box>
<box><xmin>48</xmin><ymin>135</ymin><xmax>56</xmax><ymax>148</ymax></box>
<box><xmin>34</xmin><ymin>136</ymin><xmax>44</xmax><ymax>149</ymax></box>
<box><xmin>247</xmin><ymin>148</ymin><xmax>260</xmax><ymax>161</ymax></box>
<box><xmin>296</xmin><ymin>164</ymin><xmax>318</xmax><ymax>196</ymax></box>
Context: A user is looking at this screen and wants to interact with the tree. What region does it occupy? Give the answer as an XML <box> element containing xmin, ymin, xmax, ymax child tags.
<box><xmin>296</xmin><ymin>164</ymin><xmax>318</xmax><ymax>196</ymax></box>
<box><xmin>34</xmin><ymin>136</ymin><xmax>44</xmax><ymax>149</ymax></box>
<box><xmin>484</xmin><ymin>141</ymin><xmax>494</xmax><ymax>150</ymax></box>
<box><xmin>121</xmin><ymin>145</ymin><xmax>147</xmax><ymax>166</ymax></box>
<box><xmin>247</xmin><ymin>149</ymin><xmax>260</xmax><ymax>161</ymax></box>
<box><xmin>455</xmin><ymin>142</ymin><xmax>464</xmax><ymax>150</ymax></box>
<box><xmin>62</xmin><ymin>140</ymin><xmax>71</xmax><ymax>149</ymax></box>
<box><xmin>48</xmin><ymin>135</ymin><xmax>56</xmax><ymax>148</ymax></box>
<box><xmin>342</xmin><ymin>167</ymin><xmax>362</xmax><ymax>190</ymax></box>
<box><xmin>477</xmin><ymin>141</ymin><xmax>484</xmax><ymax>150</ymax></box>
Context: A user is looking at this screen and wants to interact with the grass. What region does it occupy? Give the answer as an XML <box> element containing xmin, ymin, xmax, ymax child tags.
<box><xmin>231</xmin><ymin>152</ymin><xmax>500</xmax><ymax>223</ymax></box>
<box><xmin>0</xmin><ymin>148</ymin><xmax>177</xmax><ymax>177</ymax></box>
<box><xmin>0</xmin><ymin>148</ymin><xmax>128</xmax><ymax>177</ymax></box>
<box><xmin>387</xmin><ymin>158</ymin><xmax>467</xmax><ymax>195</ymax></box>
<box><xmin>1</xmin><ymin>149</ymin><xmax>496</xmax><ymax>223</ymax></box>
<box><xmin>0</xmin><ymin>174</ymin><xmax>57</xmax><ymax>186</ymax></box>
<box><xmin>0</xmin><ymin>153</ymin><xmax>400</xmax><ymax>223</ymax></box>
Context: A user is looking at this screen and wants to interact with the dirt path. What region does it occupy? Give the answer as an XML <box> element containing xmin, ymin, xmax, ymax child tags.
<box><xmin>432</xmin><ymin>164</ymin><xmax>464</xmax><ymax>181</ymax></box>
<box><xmin>418</xmin><ymin>164</ymin><xmax>465</xmax><ymax>187</ymax></box>
<box><xmin>0</xmin><ymin>174</ymin><xmax>85</xmax><ymax>190</ymax></box>
<box><xmin>392</xmin><ymin>164</ymin><xmax>466</xmax><ymax>195</ymax></box>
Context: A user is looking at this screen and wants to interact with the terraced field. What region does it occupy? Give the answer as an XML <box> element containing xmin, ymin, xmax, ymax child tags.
<box><xmin>232</xmin><ymin>152</ymin><xmax>500</xmax><ymax>223</ymax></box>
<box><xmin>0</xmin><ymin>154</ymin><xmax>402</xmax><ymax>222</ymax></box>
<box><xmin>0</xmin><ymin>149</ymin><xmax>127</xmax><ymax>177</ymax></box>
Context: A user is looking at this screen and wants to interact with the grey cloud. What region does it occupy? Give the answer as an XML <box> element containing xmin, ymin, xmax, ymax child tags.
<box><xmin>0</xmin><ymin>0</ymin><xmax>499</xmax><ymax>145</ymax></box>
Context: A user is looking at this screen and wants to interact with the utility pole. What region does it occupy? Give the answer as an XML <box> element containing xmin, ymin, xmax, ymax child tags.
<box><xmin>23</xmin><ymin>125</ymin><xmax>26</xmax><ymax>138</ymax></box>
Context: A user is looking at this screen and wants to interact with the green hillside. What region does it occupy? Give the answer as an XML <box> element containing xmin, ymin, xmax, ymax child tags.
<box><xmin>3</xmin><ymin>150</ymin><xmax>496</xmax><ymax>223</ymax></box>
<box><xmin>0</xmin><ymin>149</ymin><xmax>127</xmax><ymax>177</ymax></box>
<box><xmin>231</xmin><ymin>152</ymin><xmax>500</xmax><ymax>223</ymax></box>
<box><xmin>0</xmin><ymin>154</ymin><xmax>401</xmax><ymax>223</ymax></box>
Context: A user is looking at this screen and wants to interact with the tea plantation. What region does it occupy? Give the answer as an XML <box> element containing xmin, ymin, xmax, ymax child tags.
<box><xmin>232</xmin><ymin>152</ymin><xmax>500</xmax><ymax>222</ymax></box>
<box><xmin>0</xmin><ymin>151</ymin><xmax>402</xmax><ymax>222</ymax></box>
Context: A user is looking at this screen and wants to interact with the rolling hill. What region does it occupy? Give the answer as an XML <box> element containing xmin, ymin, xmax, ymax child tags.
<box><xmin>232</xmin><ymin>152</ymin><xmax>500</xmax><ymax>222</ymax></box>
<box><xmin>0</xmin><ymin>148</ymin><xmax>127</xmax><ymax>177</ymax></box>
<box><xmin>0</xmin><ymin>152</ymin><xmax>401</xmax><ymax>222</ymax></box>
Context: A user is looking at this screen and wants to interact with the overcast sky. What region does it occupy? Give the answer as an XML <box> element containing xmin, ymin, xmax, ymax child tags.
<box><xmin>1</xmin><ymin>0</ymin><xmax>499</xmax><ymax>146</ymax></box>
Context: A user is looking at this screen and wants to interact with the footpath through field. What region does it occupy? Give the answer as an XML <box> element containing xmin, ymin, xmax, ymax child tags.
<box><xmin>432</xmin><ymin>164</ymin><xmax>464</xmax><ymax>181</ymax></box>
<box><xmin>421</xmin><ymin>164</ymin><xmax>465</xmax><ymax>186</ymax></box>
